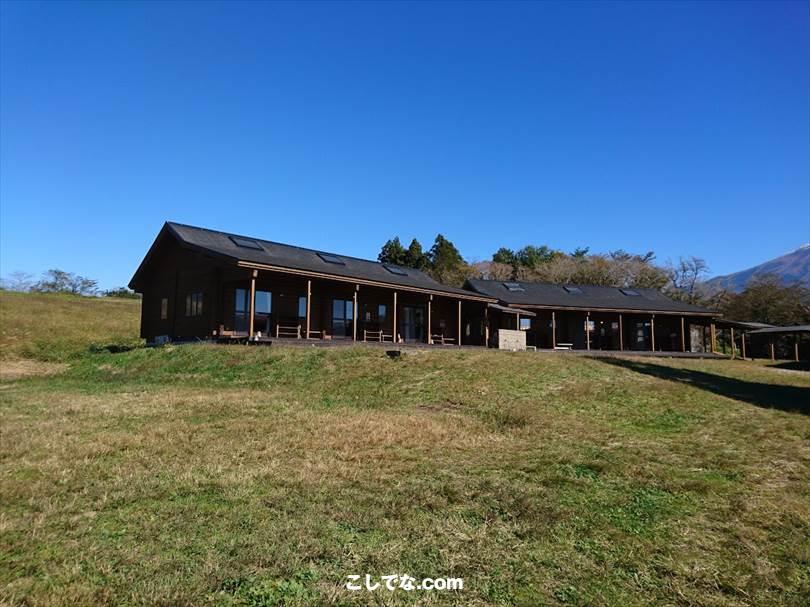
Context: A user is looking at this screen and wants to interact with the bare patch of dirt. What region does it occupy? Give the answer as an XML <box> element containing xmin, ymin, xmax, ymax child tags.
<box><xmin>0</xmin><ymin>359</ymin><xmax>68</xmax><ymax>380</ymax></box>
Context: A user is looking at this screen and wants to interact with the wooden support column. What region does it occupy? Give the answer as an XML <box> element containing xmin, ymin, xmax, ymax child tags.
<box><xmin>618</xmin><ymin>313</ymin><xmax>623</xmax><ymax>351</ymax></box>
<box><xmin>710</xmin><ymin>323</ymin><xmax>717</xmax><ymax>353</ymax></box>
<box><xmin>305</xmin><ymin>279</ymin><xmax>311</xmax><ymax>339</ymax></box>
<box><xmin>352</xmin><ymin>286</ymin><xmax>358</xmax><ymax>342</ymax></box>
<box><xmin>730</xmin><ymin>327</ymin><xmax>736</xmax><ymax>359</ymax></box>
<box><xmin>651</xmin><ymin>314</ymin><xmax>656</xmax><ymax>351</ymax></box>
<box><xmin>393</xmin><ymin>291</ymin><xmax>398</xmax><ymax>343</ymax></box>
<box><xmin>248</xmin><ymin>270</ymin><xmax>257</xmax><ymax>338</ymax></box>
<box><xmin>457</xmin><ymin>300</ymin><xmax>462</xmax><ymax>347</ymax></box>
<box><xmin>586</xmin><ymin>312</ymin><xmax>591</xmax><ymax>351</ymax></box>
<box><xmin>795</xmin><ymin>334</ymin><xmax>800</xmax><ymax>362</ymax></box>
<box><xmin>741</xmin><ymin>332</ymin><xmax>747</xmax><ymax>359</ymax></box>
<box><xmin>484</xmin><ymin>305</ymin><xmax>490</xmax><ymax>347</ymax></box>
<box><xmin>770</xmin><ymin>339</ymin><xmax>775</xmax><ymax>361</ymax></box>
<box><xmin>680</xmin><ymin>317</ymin><xmax>686</xmax><ymax>352</ymax></box>
<box><xmin>551</xmin><ymin>311</ymin><xmax>557</xmax><ymax>349</ymax></box>
<box><xmin>427</xmin><ymin>295</ymin><xmax>432</xmax><ymax>344</ymax></box>
<box><xmin>516</xmin><ymin>313</ymin><xmax>520</xmax><ymax>331</ymax></box>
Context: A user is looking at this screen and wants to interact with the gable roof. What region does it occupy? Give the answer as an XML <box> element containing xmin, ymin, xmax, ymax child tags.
<box><xmin>465</xmin><ymin>279</ymin><xmax>716</xmax><ymax>316</ymax></box>
<box><xmin>130</xmin><ymin>222</ymin><xmax>495</xmax><ymax>302</ymax></box>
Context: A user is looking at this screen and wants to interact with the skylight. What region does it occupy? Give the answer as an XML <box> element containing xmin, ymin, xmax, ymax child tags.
<box><xmin>383</xmin><ymin>264</ymin><xmax>408</xmax><ymax>276</ymax></box>
<box><xmin>503</xmin><ymin>282</ymin><xmax>525</xmax><ymax>292</ymax></box>
<box><xmin>563</xmin><ymin>286</ymin><xmax>583</xmax><ymax>294</ymax></box>
<box><xmin>620</xmin><ymin>289</ymin><xmax>640</xmax><ymax>296</ymax></box>
<box><xmin>229</xmin><ymin>235</ymin><xmax>263</xmax><ymax>250</ymax></box>
<box><xmin>317</xmin><ymin>252</ymin><xmax>345</xmax><ymax>265</ymax></box>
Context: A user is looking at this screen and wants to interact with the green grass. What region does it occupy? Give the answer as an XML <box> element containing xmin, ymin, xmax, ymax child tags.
<box><xmin>1</xmin><ymin>292</ymin><xmax>809</xmax><ymax>606</ymax></box>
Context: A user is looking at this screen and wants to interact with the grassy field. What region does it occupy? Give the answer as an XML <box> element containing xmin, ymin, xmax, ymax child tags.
<box><xmin>1</xmin><ymin>293</ymin><xmax>809</xmax><ymax>606</ymax></box>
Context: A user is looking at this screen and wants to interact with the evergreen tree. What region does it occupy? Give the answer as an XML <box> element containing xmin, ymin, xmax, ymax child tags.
<box><xmin>404</xmin><ymin>239</ymin><xmax>429</xmax><ymax>270</ymax></box>
<box><xmin>377</xmin><ymin>237</ymin><xmax>408</xmax><ymax>266</ymax></box>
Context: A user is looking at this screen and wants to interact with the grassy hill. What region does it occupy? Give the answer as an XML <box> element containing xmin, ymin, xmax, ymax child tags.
<box><xmin>1</xmin><ymin>291</ymin><xmax>809</xmax><ymax>606</ymax></box>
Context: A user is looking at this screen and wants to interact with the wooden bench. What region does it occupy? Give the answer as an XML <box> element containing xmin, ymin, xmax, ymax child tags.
<box><xmin>431</xmin><ymin>334</ymin><xmax>457</xmax><ymax>346</ymax></box>
<box><xmin>276</xmin><ymin>324</ymin><xmax>302</xmax><ymax>339</ymax></box>
<box><xmin>554</xmin><ymin>342</ymin><xmax>573</xmax><ymax>350</ymax></box>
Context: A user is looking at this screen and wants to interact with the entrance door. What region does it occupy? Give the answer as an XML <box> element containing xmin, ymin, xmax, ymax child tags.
<box><xmin>401</xmin><ymin>305</ymin><xmax>425</xmax><ymax>342</ymax></box>
<box><xmin>332</xmin><ymin>299</ymin><xmax>354</xmax><ymax>338</ymax></box>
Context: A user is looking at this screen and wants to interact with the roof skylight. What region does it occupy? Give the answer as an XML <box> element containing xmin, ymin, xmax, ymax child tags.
<box><xmin>620</xmin><ymin>289</ymin><xmax>640</xmax><ymax>296</ymax></box>
<box><xmin>503</xmin><ymin>282</ymin><xmax>525</xmax><ymax>292</ymax></box>
<box><xmin>563</xmin><ymin>286</ymin><xmax>583</xmax><ymax>294</ymax></box>
<box><xmin>229</xmin><ymin>235</ymin><xmax>263</xmax><ymax>250</ymax></box>
<box><xmin>383</xmin><ymin>264</ymin><xmax>408</xmax><ymax>276</ymax></box>
<box><xmin>317</xmin><ymin>252</ymin><xmax>345</xmax><ymax>265</ymax></box>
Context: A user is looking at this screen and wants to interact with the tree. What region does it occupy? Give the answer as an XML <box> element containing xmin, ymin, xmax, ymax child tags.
<box><xmin>0</xmin><ymin>271</ymin><xmax>35</xmax><ymax>292</ymax></box>
<box><xmin>33</xmin><ymin>269</ymin><xmax>98</xmax><ymax>296</ymax></box>
<box><xmin>104</xmin><ymin>287</ymin><xmax>141</xmax><ymax>299</ymax></box>
<box><xmin>404</xmin><ymin>238</ymin><xmax>429</xmax><ymax>270</ymax></box>
<box><xmin>428</xmin><ymin>234</ymin><xmax>469</xmax><ymax>286</ymax></box>
<box><xmin>492</xmin><ymin>247</ymin><xmax>517</xmax><ymax>266</ymax></box>
<box><xmin>718</xmin><ymin>275</ymin><xmax>810</xmax><ymax>326</ymax></box>
<box><xmin>516</xmin><ymin>245</ymin><xmax>558</xmax><ymax>267</ymax></box>
<box><xmin>666</xmin><ymin>256</ymin><xmax>709</xmax><ymax>304</ymax></box>
<box><xmin>377</xmin><ymin>237</ymin><xmax>408</xmax><ymax>266</ymax></box>
<box><xmin>570</xmin><ymin>247</ymin><xmax>590</xmax><ymax>259</ymax></box>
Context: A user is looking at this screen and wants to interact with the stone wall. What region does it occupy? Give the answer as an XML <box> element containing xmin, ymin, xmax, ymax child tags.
<box><xmin>497</xmin><ymin>329</ymin><xmax>526</xmax><ymax>351</ymax></box>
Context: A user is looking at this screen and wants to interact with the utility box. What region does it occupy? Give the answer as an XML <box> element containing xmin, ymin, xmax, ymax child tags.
<box><xmin>497</xmin><ymin>329</ymin><xmax>526</xmax><ymax>351</ymax></box>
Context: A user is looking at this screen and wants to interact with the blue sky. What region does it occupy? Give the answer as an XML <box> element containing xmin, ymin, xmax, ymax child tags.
<box><xmin>1</xmin><ymin>0</ymin><xmax>808</xmax><ymax>290</ymax></box>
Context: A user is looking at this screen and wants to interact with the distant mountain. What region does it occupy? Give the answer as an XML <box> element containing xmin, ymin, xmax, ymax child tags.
<box><xmin>703</xmin><ymin>244</ymin><xmax>810</xmax><ymax>293</ymax></box>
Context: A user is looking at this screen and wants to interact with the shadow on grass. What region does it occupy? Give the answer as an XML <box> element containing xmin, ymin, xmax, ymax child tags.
<box><xmin>597</xmin><ymin>357</ymin><xmax>810</xmax><ymax>415</ymax></box>
<box><xmin>766</xmin><ymin>361</ymin><xmax>810</xmax><ymax>372</ymax></box>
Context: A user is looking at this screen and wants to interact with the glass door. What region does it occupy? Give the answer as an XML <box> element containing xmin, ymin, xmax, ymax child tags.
<box><xmin>332</xmin><ymin>299</ymin><xmax>354</xmax><ymax>338</ymax></box>
<box><xmin>401</xmin><ymin>305</ymin><xmax>425</xmax><ymax>342</ymax></box>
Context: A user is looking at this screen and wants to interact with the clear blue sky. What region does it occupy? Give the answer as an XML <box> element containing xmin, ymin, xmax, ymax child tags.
<box><xmin>1</xmin><ymin>0</ymin><xmax>808</xmax><ymax>290</ymax></box>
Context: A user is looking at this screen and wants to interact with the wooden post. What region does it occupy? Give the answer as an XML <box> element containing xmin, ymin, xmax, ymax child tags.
<box><xmin>552</xmin><ymin>311</ymin><xmax>557</xmax><ymax>349</ymax></box>
<box><xmin>680</xmin><ymin>317</ymin><xmax>686</xmax><ymax>352</ymax></box>
<box><xmin>710</xmin><ymin>323</ymin><xmax>716</xmax><ymax>353</ymax></box>
<box><xmin>741</xmin><ymin>331</ymin><xmax>746</xmax><ymax>359</ymax></box>
<box><xmin>730</xmin><ymin>327</ymin><xmax>736</xmax><ymax>359</ymax></box>
<box><xmin>248</xmin><ymin>270</ymin><xmax>257</xmax><ymax>338</ymax></box>
<box><xmin>393</xmin><ymin>291</ymin><xmax>397</xmax><ymax>343</ymax></box>
<box><xmin>618</xmin><ymin>313</ymin><xmax>623</xmax><ymax>351</ymax></box>
<box><xmin>651</xmin><ymin>315</ymin><xmax>656</xmax><ymax>351</ymax></box>
<box><xmin>795</xmin><ymin>334</ymin><xmax>800</xmax><ymax>362</ymax></box>
<box><xmin>770</xmin><ymin>339</ymin><xmax>775</xmax><ymax>361</ymax></box>
<box><xmin>584</xmin><ymin>313</ymin><xmax>590</xmax><ymax>350</ymax></box>
<box><xmin>352</xmin><ymin>286</ymin><xmax>358</xmax><ymax>342</ymax></box>
<box><xmin>427</xmin><ymin>296</ymin><xmax>432</xmax><ymax>344</ymax></box>
<box><xmin>457</xmin><ymin>300</ymin><xmax>462</xmax><ymax>347</ymax></box>
<box><xmin>305</xmin><ymin>279</ymin><xmax>311</xmax><ymax>339</ymax></box>
<box><xmin>485</xmin><ymin>305</ymin><xmax>490</xmax><ymax>347</ymax></box>
<box><xmin>516</xmin><ymin>313</ymin><xmax>520</xmax><ymax>331</ymax></box>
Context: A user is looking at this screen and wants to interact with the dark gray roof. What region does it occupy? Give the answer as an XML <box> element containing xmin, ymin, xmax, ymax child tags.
<box><xmin>466</xmin><ymin>278</ymin><xmax>716</xmax><ymax>315</ymax></box>
<box><xmin>717</xmin><ymin>320</ymin><xmax>774</xmax><ymax>330</ymax></box>
<box><xmin>134</xmin><ymin>222</ymin><xmax>494</xmax><ymax>301</ymax></box>
<box><xmin>749</xmin><ymin>325</ymin><xmax>810</xmax><ymax>335</ymax></box>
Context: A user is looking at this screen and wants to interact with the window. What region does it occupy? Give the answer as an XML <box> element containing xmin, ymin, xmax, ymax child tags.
<box><xmin>383</xmin><ymin>264</ymin><xmax>408</xmax><ymax>276</ymax></box>
<box><xmin>298</xmin><ymin>296</ymin><xmax>307</xmax><ymax>319</ymax></box>
<box><xmin>185</xmin><ymin>292</ymin><xmax>203</xmax><ymax>316</ymax></box>
<box><xmin>563</xmin><ymin>286</ymin><xmax>583</xmax><ymax>294</ymax></box>
<box><xmin>520</xmin><ymin>317</ymin><xmax>531</xmax><ymax>330</ymax></box>
<box><xmin>235</xmin><ymin>288</ymin><xmax>248</xmax><ymax>332</ymax></box>
<box><xmin>503</xmin><ymin>282</ymin><xmax>525</xmax><ymax>292</ymax></box>
<box><xmin>378</xmin><ymin>304</ymin><xmax>387</xmax><ymax>321</ymax></box>
<box><xmin>620</xmin><ymin>288</ymin><xmax>640</xmax><ymax>296</ymax></box>
<box><xmin>317</xmin><ymin>252</ymin><xmax>345</xmax><ymax>265</ymax></box>
<box><xmin>229</xmin><ymin>235</ymin><xmax>263</xmax><ymax>250</ymax></box>
<box><xmin>332</xmin><ymin>299</ymin><xmax>354</xmax><ymax>337</ymax></box>
<box><xmin>255</xmin><ymin>291</ymin><xmax>272</xmax><ymax>314</ymax></box>
<box><xmin>160</xmin><ymin>298</ymin><xmax>168</xmax><ymax>320</ymax></box>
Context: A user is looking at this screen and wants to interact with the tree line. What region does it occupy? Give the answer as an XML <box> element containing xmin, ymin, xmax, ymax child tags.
<box><xmin>378</xmin><ymin>234</ymin><xmax>810</xmax><ymax>326</ymax></box>
<box><xmin>0</xmin><ymin>269</ymin><xmax>139</xmax><ymax>299</ymax></box>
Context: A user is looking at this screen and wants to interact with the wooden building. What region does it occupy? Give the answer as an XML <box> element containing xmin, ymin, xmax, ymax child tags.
<box><xmin>129</xmin><ymin>223</ymin><xmax>496</xmax><ymax>346</ymax></box>
<box><xmin>465</xmin><ymin>279</ymin><xmax>720</xmax><ymax>353</ymax></box>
